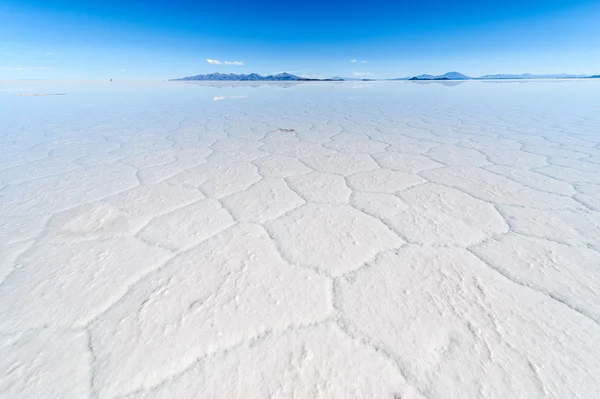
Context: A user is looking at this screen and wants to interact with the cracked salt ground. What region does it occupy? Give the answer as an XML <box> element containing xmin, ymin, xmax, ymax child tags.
<box><xmin>1</xmin><ymin>80</ymin><xmax>600</xmax><ymax>399</ymax></box>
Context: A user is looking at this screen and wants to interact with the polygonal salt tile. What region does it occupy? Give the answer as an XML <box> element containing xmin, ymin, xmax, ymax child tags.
<box><xmin>261</xmin><ymin>132</ymin><xmax>299</xmax><ymax>145</ymax></box>
<box><xmin>575</xmin><ymin>185</ymin><xmax>600</xmax><ymax>211</ymax></box>
<box><xmin>536</xmin><ymin>165</ymin><xmax>600</xmax><ymax>185</ymax></box>
<box><xmin>126</xmin><ymin>323</ymin><xmax>419</xmax><ymax>399</ymax></box>
<box><xmin>268</xmin><ymin>204</ymin><xmax>402</xmax><ymax>275</ymax></box>
<box><xmin>166</xmin><ymin>161</ymin><xmax>262</xmax><ymax>198</ymax></box>
<box><xmin>120</xmin><ymin>149</ymin><xmax>178</xmax><ymax>169</ymax></box>
<box><xmin>330</xmin><ymin>133</ymin><xmax>371</xmax><ymax>141</ymax></box>
<box><xmin>472</xmin><ymin>234</ymin><xmax>600</xmax><ymax>323</ymax></box>
<box><xmin>221</xmin><ymin>179</ymin><xmax>304</xmax><ymax>223</ymax></box>
<box><xmin>116</xmin><ymin>138</ymin><xmax>173</xmax><ymax>151</ymax></box>
<box><xmin>338</xmin><ymin>245</ymin><xmax>600</xmax><ymax>399</ymax></box>
<box><xmin>353</xmin><ymin>184</ymin><xmax>508</xmax><ymax>246</ymax></box>
<box><xmin>576</xmin><ymin>183</ymin><xmax>600</xmax><ymax>196</ymax></box>
<box><xmin>0</xmin><ymin>163</ymin><xmax>139</xmax><ymax>217</ymax></box>
<box><xmin>138</xmin><ymin>200</ymin><xmax>236</xmax><ymax>251</ymax></box>
<box><xmin>0</xmin><ymin>214</ymin><xmax>49</xmax><ymax>245</ymax></box>
<box><xmin>295</xmin><ymin>129</ymin><xmax>340</xmax><ymax>143</ymax></box>
<box><xmin>0</xmin><ymin>329</ymin><xmax>91</xmax><ymax>399</ymax></box>
<box><xmin>252</xmin><ymin>154</ymin><xmax>311</xmax><ymax>178</ymax></box>
<box><xmin>586</xmin><ymin>155</ymin><xmax>600</xmax><ymax>165</ymax></box>
<box><xmin>261</xmin><ymin>141</ymin><xmax>335</xmax><ymax>158</ymax></box>
<box><xmin>421</xmin><ymin>166</ymin><xmax>580</xmax><ymax>209</ymax></box>
<box><xmin>485</xmin><ymin>165</ymin><xmax>576</xmax><ymax>196</ymax></box>
<box><xmin>426</xmin><ymin>145</ymin><xmax>490</xmax><ymax>167</ymax></box>
<box><xmin>0</xmin><ymin>241</ymin><xmax>31</xmax><ymax>284</ymax></box>
<box><xmin>206</xmin><ymin>148</ymin><xmax>269</xmax><ymax>164</ymax></box>
<box><xmin>286</xmin><ymin>173</ymin><xmax>351</xmax><ymax>204</ymax></box>
<box><xmin>485</xmin><ymin>149</ymin><xmax>548</xmax><ymax>169</ymax></box>
<box><xmin>0</xmin><ymin>238</ymin><xmax>171</xmax><ymax>331</ymax></box>
<box><xmin>75</xmin><ymin>152</ymin><xmax>128</xmax><ymax>167</ymax></box>
<box><xmin>522</xmin><ymin>145</ymin><xmax>588</xmax><ymax>159</ymax></box>
<box><xmin>545</xmin><ymin>134</ymin><xmax>599</xmax><ymax>148</ymax></box>
<box><xmin>459</xmin><ymin>136</ymin><xmax>522</xmax><ymax>151</ymax></box>
<box><xmin>0</xmin><ymin>147</ymin><xmax>49</xmax><ymax>170</ymax></box>
<box><xmin>372</xmin><ymin>152</ymin><xmax>443</xmax><ymax>173</ymax></box>
<box><xmin>40</xmin><ymin>183</ymin><xmax>201</xmax><ymax>243</ymax></box>
<box><xmin>396</xmin><ymin>126</ymin><xmax>440</xmax><ymax>141</ymax></box>
<box><xmin>0</xmin><ymin>156</ymin><xmax>80</xmax><ymax>185</ymax></box>
<box><xmin>137</xmin><ymin>162</ymin><xmax>187</xmax><ymax>184</ymax></box>
<box><xmin>89</xmin><ymin>224</ymin><xmax>330</xmax><ymax>398</ymax></box>
<box><xmin>302</xmin><ymin>153</ymin><xmax>378</xmax><ymax>176</ymax></box>
<box><xmin>346</xmin><ymin>169</ymin><xmax>425</xmax><ymax>193</ymax></box>
<box><xmin>386</xmin><ymin>140</ymin><xmax>440</xmax><ymax>154</ymax></box>
<box><xmin>323</xmin><ymin>139</ymin><xmax>388</xmax><ymax>154</ymax></box>
<box><xmin>211</xmin><ymin>138</ymin><xmax>261</xmax><ymax>152</ymax></box>
<box><xmin>499</xmin><ymin>206</ymin><xmax>600</xmax><ymax>250</ymax></box>
<box><xmin>549</xmin><ymin>157</ymin><xmax>600</xmax><ymax>173</ymax></box>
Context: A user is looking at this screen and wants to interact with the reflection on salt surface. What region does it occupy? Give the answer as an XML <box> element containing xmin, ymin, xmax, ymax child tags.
<box><xmin>1</xmin><ymin>79</ymin><xmax>600</xmax><ymax>398</ymax></box>
<box><xmin>409</xmin><ymin>80</ymin><xmax>467</xmax><ymax>87</ymax></box>
<box><xmin>213</xmin><ymin>95</ymin><xmax>247</xmax><ymax>101</ymax></box>
<box><xmin>15</xmin><ymin>92</ymin><xmax>68</xmax><ymax>96</ymax></box>
<box><xmin>184</xmin><ymin>81</ymin><xmax>307</xmax><ymax>88</ymax></box>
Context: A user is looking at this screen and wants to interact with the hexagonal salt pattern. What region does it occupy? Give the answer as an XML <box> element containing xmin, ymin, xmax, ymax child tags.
<box><xmin>2</xmin><ymin>80</ymin><xmax>600</xmax><ymax>399</ymax></box>
<box><xmin>268</xmin><ymin>204</ymin><xmax>403</xmax><ymax>276</ymax></box>
<box><xmin>337</xmin><ymin>246</ymin><xmax>600</xmax><ymax>399</ymax></box>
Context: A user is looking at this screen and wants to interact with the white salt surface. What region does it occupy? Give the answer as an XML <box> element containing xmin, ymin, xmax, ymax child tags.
<box><xmin>1</xmin><ymin>80</ymin><xmax>600</xmax><ymax>398</ymax></box>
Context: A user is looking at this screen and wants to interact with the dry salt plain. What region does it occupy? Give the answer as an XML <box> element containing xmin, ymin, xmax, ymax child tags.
<box><xmin>1</xmin><ymin>79</ymin><xmax>600</xmax><ymax>399</ymax></box>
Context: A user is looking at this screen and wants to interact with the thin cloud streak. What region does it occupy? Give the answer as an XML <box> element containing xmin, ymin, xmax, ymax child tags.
<box><xmin>206</xmin><ymin>58</ymin><xmax>244</xmax><ymax>66</ymax></box>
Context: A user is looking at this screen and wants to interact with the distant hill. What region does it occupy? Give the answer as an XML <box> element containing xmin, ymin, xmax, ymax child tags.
<box><xmin>478</xmin><ymin>73</ymin><xmax>589</xmax><ymax>79</ymax></box>
<box><xmin>410</xmin><ymin>72</ymin><xmax>471</xmax><ymax>80</ymax></box>
<box><xmin>590</xmin><ymin>75</ymin><xmax>600</xmax><ymax>78</ymax></box>
<box><xmin>173</xmin><ymin>72</ymin><xmax>327</xmax><ymax>81</ymax></box>
<box><xmin>407</xmin><ymin>71</ymin><xmax>595</xmax><ymax>81</ymax></box>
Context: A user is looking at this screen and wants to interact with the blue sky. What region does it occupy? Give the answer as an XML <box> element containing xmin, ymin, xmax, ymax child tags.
<box><xmin>1</xmin><ymin>0</ymin><xmax>599</xmax><ymax>80</ymax></box>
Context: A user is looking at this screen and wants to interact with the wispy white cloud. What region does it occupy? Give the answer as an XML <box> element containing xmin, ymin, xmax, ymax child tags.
<box><xmin>121</xmin><ymin>69</ymin><xmax>126</xmax><ymax>72</ymax></box>
<box><xmin>33</xmin><ymin>67</ymin><xmax>55</xmax><ymax>71</ymax></box>
<box><xmin>353</xmin><ymin>71</ymin><xmax>372</xmax><ymax>77</ymax></box>
<box><xmin>206</xmin><ymin>58</ymin><xmax>244</xmax><ymax>66</ymax></box>
<box><xmin>0</xmin><ymin>67</ymin><xmax>24</xmax><ymax>71</ymax></box>
<box><xmin>361</xmin><ymin>60</ymin><xmax>368</xmax><ymax>63</ymax></box>
<box><xmin>46</xmin><ymin>52</ymin><xmax>54</xmax><ymax>56</ymax></box>
<box><xmin>350</xmin><ymin>59</ymin><xmax>357</xmax><ymax>63</ymax></box>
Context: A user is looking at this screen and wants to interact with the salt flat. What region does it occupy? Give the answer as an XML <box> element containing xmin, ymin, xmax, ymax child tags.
<box><xmin>1</xmin><ymin>80</ymin><xmax>599</xmax><ymax>398</ymax></box>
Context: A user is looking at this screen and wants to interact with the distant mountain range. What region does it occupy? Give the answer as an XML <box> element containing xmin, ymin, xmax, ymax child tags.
<box><xmin>410</xmin><ymin>72</ymin><xmax>471</xmax><ymax>80</ymax></box>
<box><xmin>173</xmin><ymin>72</ymin><xmax>330</xmax><ymax>81</ymax></box>
<box><xmin>408</xmin><ymin>72</ymin><xmax>592</xmax><ymax>80</ymax></box>
<box><xmin>174</xmin><ymin>71</ymin><xmax>599</xmax><ymax>81</ymax></box>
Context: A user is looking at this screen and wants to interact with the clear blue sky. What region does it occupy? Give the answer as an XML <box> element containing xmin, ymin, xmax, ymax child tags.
<box><xmin>1</xmin><ymin>0</ymin><xmax>599</xmax><ymax>80</ymax></box>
